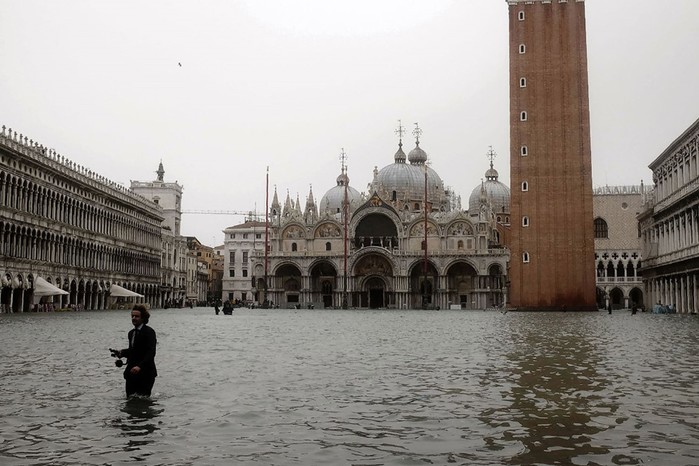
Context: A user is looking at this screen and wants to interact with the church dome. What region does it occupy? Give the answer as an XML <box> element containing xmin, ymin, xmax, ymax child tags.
<box><xmin>320</xmin><ymin>172</ymin><xmax>362</xmax><ymax>215</ymax></box>
<box><xmin>407</xmin><ymin>143</ymin><xmax>427</xmax><ymax>164</ymax></box>
<box><xmin>374</xmin><ymin>142</ymin><xmax>446</xmax><ymax>209</ymax></box>
<box><xmin>468</xmin><ymin>160</ymin><xmax>510</xmax><ymax>215</ymax></box>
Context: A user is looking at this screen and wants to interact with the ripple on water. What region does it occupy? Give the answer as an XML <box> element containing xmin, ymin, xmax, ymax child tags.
<box><xmin>1</xmin><ymin>309</ymin><xmax>698</xmax><ymax>465</ymax></box>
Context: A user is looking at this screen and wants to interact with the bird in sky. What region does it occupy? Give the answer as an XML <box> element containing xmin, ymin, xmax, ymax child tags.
<box><xmin>178</xmin><ymin>62</ymin><xmax>182</xmax><ymax>67</ymax></box>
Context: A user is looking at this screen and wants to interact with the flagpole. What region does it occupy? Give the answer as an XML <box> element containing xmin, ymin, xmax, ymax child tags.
<box><xmin>264</xmin><ymin>166</ymin><xmax>269</xmax><ymax>307</ymax></box>
<box><xmin>341</xmin><ymin>149</ymin><xmax>349</xmax><ymax>309</ymax></box>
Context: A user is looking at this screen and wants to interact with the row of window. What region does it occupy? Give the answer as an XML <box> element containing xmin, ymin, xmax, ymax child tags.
<box><xmin>229</xmin><ymin>251</ymin><xmax>250</xmax><ymax>262</ymax></box>
<box><xmin>518</xmin><ymin>18</ymin><xmax>530</xmax><ymax>257</ymax></box>
<box><xmin>229</xmin><ymin>233</ymin><xmax>262</xmax><ymax>240</ymax></box>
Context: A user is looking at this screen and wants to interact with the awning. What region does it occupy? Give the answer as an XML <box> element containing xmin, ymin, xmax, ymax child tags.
<box><xmin>109</xmin><ymin>284</ymin><xmax>144</xmax><ymax>298</ymax></box>
<box><xmin>33</xmin><ymin>277</ymin><xmax>69</xmax><ymax>296</ymax></box>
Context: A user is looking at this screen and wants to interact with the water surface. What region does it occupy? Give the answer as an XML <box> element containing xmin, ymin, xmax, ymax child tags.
<box><xmin>1</xmin><ymin>308</ymin><xmax>697</xmax><ymax>465</ymax></box>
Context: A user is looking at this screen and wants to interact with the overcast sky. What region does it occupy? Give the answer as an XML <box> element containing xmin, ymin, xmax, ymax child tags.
<box><xmin>2</xmin><ymin>0</ymin><xmax>698</xmax><ymax>246</ymax></box>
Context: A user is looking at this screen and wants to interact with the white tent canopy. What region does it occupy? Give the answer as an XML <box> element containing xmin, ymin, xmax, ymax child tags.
<box><xmin>33</xmin><ymin>276</ymin><xmax>69</xmax><ymax>296</ymax></box>
<box><xmin>109</xmin><ymin>284</ymin><xmax>144</xmax><ymax>298</ymax></box>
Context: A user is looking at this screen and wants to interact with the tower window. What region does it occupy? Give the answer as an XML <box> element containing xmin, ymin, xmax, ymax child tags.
<box><xmin>521</xmin><ymin>181</ymin><xmax>528</xmax><ymax>192</ymax></box>
<box><xmin>518</xmin><ymin>11</ymin><xmax>525</xmax><ymax>21</ymax></box>
<box><xmin>519</xmin><ymin>44</ymin><xmax>526</xmax><ymax>54</ymax></box>
<box><xmin>520</xmin><ymin>111</ymin><xmax>528</xmax><ymax>121</ymax></box>
<box><xmin>325</xmin><ymin>242</ymin><xmax>331</xmax><ymax>251</ymax></box>
<box><xmin>521</xmin><ymin>145</ymin><xmax>528</xmax><ymax>156</ymax></box>
<box><xmin>520</xmin><ymin>77</ymin><xmax>526</xmax><ymax>88</ymax></box>
<box><xmin>291</xmin><ymin>242</ymin><xmax>298</xmax><ymax>252</ymax></box>
<box><xmin>522</xmin><ymin>216</ymin><xmax>529</xmax><ymax>227</ymax></box>
<box><xmin>523</xmin><ymin>252</ymin><xmax>530</xmax><ymax>263</ymax></box>
<box><xmin>392</xmin><ymin>190</ymin><xmax>397</xmax><ymax>201</ymax></box>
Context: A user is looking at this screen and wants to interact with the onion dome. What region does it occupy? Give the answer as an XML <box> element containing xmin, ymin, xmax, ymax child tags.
<box><xmin>320</xmin><ymin>170</ymin><xmax>362</xmax><ymax>215</ymax></box>
<box><xmin>469</xmin><ymin>155</ymin><xmax>510</xmax><ymax>215</ymax></box>
<box><xmin>407</xmin><ymin>141</ymin><xmax>427</xmax><ymax>165</ymax></box>
<box><xmin>394</xmin><ymin>141</ymin><xmax>407</xmax><ymax>163</ymax></box>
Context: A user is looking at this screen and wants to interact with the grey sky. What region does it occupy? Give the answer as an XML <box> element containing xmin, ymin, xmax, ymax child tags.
<box><xmin>2</xmin><ymin>1</ymin><xmax>698</xmax><ymax>246</ymax></box>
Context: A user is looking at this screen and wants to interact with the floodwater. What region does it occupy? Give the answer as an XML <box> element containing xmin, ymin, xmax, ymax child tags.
<box><xmin>0</xmin><ymin>308</ymin><xmax>698</xmax><ymax>465</ymax></box>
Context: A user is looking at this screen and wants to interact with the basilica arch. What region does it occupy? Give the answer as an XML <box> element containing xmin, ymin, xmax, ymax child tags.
<box><xmin>408</xmin><ymin>259</ymin><xmax>439</xmax><ymax>309</ymax></box>
<box><xmin>445</xmin><ymin>260</ymin><xmax>479</xmax><ymax>309</ymax></box>
<box><xmin>353</xmin><ymin>212</ymin><xmax>400</xmax><ymax>249</ymax></box>
<box><xmin>309</xmin><ymin>260</ymin><xmax>338</xmax><ymax>308</ymax></box>
<box><xmin>271</xmin><ymin>262</ymin><xmax>303</xmax><ymax>307</ymax></box>
<box><xmin>352</xmin><ymin>251</ymin><xmax>395</xmax><ymax>308</ymax></box>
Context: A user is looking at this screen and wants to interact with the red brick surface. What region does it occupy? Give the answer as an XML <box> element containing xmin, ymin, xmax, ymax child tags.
<box><xmin>508</xmin><ymin>1</ymin><xmax>596</xmax><ymax>310</ymax></box>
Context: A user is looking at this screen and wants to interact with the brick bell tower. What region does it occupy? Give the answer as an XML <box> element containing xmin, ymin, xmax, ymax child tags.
<box><xmin>507</xmin><ymin>0</ymin><xmax>596</xmax><ymax>311</ymax></box>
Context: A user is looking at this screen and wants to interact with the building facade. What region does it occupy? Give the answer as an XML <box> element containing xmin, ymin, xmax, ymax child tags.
<box><xmin>593</xmin><ymin>185</ymin><xmax>648</xmax><ymax>310</ymax></box>
<box><xmin>0</xmin><ymin>126</ymin><xmax>162</xmax><ymax>312</ymax></box>
<box><xmin>638</xmin><ymin>118</ymin><xmax>699</xmax><ymax>313</ymax></box>
<box><xmin>184</xmin><ymin>236</ymin><xmax>216</xmax><ymax>305</ymax></box>
<box><xmin>507</xmin><ymin>0</ymin><xmax>596</xmax><ymax>310</ymax></box>
<box><xmin>131</xmin><ymin>163</ymin><xmax>187</xmax><ymax>307</ymax></box>
<box><xmin>238</xmin><ymin>134</ymin><xmax>509</xmax><ymax>310</ymax></box>
<box><xmin>222</xmin><ymin>219</ymin><xmax>266</xmax><ymax>303</ymax></box>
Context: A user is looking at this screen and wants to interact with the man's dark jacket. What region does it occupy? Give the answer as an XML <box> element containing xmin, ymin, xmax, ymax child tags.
<box><xmin>121</xmin><ymin>325</ymin><xmax>157</xmax><ymax>380</ymax></box>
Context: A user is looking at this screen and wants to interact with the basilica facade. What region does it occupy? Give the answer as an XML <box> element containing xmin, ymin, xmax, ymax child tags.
<box><xmin>229</xmin><ymin>134</ymin><xmax>511</xmax><ymax>310</ymax></box>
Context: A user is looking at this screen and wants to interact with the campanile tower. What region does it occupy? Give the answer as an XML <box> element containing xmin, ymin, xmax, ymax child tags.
<box><xmin>507</xmin><ymin>0</ymin><xmax>596</xmax><ymax>310</ymax></box>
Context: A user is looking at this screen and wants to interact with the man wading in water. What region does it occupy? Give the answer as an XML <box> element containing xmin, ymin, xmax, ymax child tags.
<box><xmin>113</xmin><ymin>305</ymin><xmax>158</xmax><ymax>397</ymax></box>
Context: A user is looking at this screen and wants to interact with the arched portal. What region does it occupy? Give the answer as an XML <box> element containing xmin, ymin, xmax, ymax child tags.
<box><xmin>70</xmin><ymin>280</ymin><xmax>78</xmax><ymax>306</ymax></box>
<box><xmin>409</xmin><ymin>260</ymin><xmax>438</xmax><ymax>309</ymax></box>
<box><xmin>609</xmin><ymin>287</ymin><xmax>624</xmax><ymax>309</ymax></box>
<box><xmin>629</xmin><ymin>287</ymin><xmax>644</xmax><ymax>309</ymax></box>
<box><xmin>309</xmin><ymin>261</ymin><xmax>337</xmax><ymax>309</ymax></box>
<box><xmin>12</xmin><ymin>275</ymin><xmax>24</xmax><ymax>313</ymax></box>
<box><xmin>364</xmin><ymin>276</ymin><xmax>388</xmax><ymax>309</ymax></box>
<box><xmin>353</xmin><ymin>253</ymin><xmax>394</xmax><ymax>308</ymax></box>
<box><xmin>445</xmin><ymin>262</ymin><xmax>478</xmax><ymax>309</ymax></box>
<box><xmin>275</xmin><ymin>263</ymin><xmax>302</xmax><ymax>308</ymax></box>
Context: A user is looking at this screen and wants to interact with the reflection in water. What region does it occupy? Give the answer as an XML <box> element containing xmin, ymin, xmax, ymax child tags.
<box><xmin>113</xmin><ymin>396</ymin><xmax>163</xmax><ymax>452</ymax></box>
<box><xmin>487</xmin><ymin>316</ymin><xmax>624</xmax><ymax>465</ymax></box>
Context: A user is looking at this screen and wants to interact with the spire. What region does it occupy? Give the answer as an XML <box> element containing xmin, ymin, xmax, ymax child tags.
<box><xmin>485</xmin><ymin>146</ymin><xmax>499</xmax><ymax>181</ymax></box>
<box><xmin>337</xmin><ymin>148</ymin><xmax>350</xmax><ymax>186</ymax></box>
<box><xmin>305</xmin><ymin>184</ymin><xmax>318</xmax><ymax>223</ymax></box>
<box><xmin>394</xmin><ymin>120</ymin><xmax>406</xmax><ymax>163</ymax></box>
<box><xmin>408</xmin><ymin>122</ymin><xmax>427</xmax><ymax>165</ymax></box>
<box><xmin>283</xmin><ymin>189</ymin><xmax>292</xmax><ymax>217</ymax></box>
<box><xmin>413</xmin><ymin>122</ymin><xmax>422</xmax><ymax>145</ymax></box>
<box><xmin>156</xmin><ymin>160</ymin><xmax>165</xmax><ymax>181</ymax></box>
<box><xmin>271</xmin><ymin>185</ymin><xmax>280</xmax><ymax>210</ymax></box>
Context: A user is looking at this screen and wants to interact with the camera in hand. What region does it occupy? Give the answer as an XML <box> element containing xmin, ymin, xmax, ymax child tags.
<box><xmin>109</xmin><ymin>348</ymin><xmax>124</xmax><ymax>367</ymax></box>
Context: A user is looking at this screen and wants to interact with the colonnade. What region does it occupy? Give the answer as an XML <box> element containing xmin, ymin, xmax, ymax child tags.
<box><xmin>0</xmin><ymin>172</ymin><xmax>161</xmax><ymax>249</ymax></box>
<box><xmin>643</xmin><ymin>206</ymin><xmax>699</xmax><ymax>258</ymax></box>
<box><xmin>645</xmin><ymin>274</ymin><xmax>699</xmax><ymax>314</ymax></box>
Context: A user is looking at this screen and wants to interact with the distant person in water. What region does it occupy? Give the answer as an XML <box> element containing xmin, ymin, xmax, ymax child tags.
<box><xmin>114</xmin><ymin>305</ymin><xmax>157</xmax><ymax>397</ymax></box>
